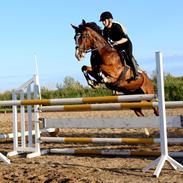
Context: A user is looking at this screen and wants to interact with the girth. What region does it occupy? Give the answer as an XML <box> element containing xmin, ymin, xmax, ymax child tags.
<box><xmin>112</xmin><ymin>65</ymin><xmax>130</xmax><ymax>87</ymax></box>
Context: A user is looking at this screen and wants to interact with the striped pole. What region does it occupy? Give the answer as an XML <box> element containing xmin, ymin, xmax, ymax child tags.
<box><xmin>40</xmin><ymin>137</ymin><xmax>183</xmax><ymax>144</ymax></box>
<box><xmin>40</xmin><ymin>101</ymin><xmax>183</xmax><ymax>112</ymax></box>
<box><xmin>41</xmin><ymin>101</ymin><xmax>155</xmax><ymax>112</ymax></box>
<box><xmin>0</xmin><ymin>96</ymin><xmax>182</xmax><ymax>109</ymax></box>
<box><xmin>40</xmin><ymin>148</ymin><xmax>183</xmax><ymax>158</ymax></box>
<box><xmin>0</xmin><ymin>94</ymin><xmax>155</xmax><ymax>106</ymax></box>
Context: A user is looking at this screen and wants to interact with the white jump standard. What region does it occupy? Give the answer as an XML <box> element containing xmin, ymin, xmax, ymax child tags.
<box><xmin>0</xmin><ymin>153</ymin><xmax>10</xmax><ymax>165</ymax></box>
<box><xmin>142</xmin><ymin>52</ymin><xmax>183</xmax><ymax>177</ymax></box>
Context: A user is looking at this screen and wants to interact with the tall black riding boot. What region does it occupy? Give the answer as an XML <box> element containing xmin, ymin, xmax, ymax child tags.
<box><xmin>130</xmin><ymin>57</ymin><xmax>140</xmax><ymax>80</ymax></box>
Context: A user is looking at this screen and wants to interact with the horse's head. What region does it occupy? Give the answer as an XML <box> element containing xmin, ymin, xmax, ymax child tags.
<box><xmin>71</xmin><ymin>20</ymin><xmax>93</xmax><ymax>61</ymax></box>
<box><xmin>71</xmin><ymin>20</ymin><xmax>103</xmax><ymax>61</ymax></box>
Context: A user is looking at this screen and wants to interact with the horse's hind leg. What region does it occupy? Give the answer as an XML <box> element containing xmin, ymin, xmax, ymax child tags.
<box><xmin>133</xmin><ymin>108</ymin><xmax>144</xmax><ymax>117</ymax></box>
<box><xmin>153</xmin><ymin>107</ymin><xmax>159</xmax><ymax>116</ymax></box>
<box><xmin>133</xmin><ymin>108</ymin><xmax>150</xmax><ymax>137</ymax></box>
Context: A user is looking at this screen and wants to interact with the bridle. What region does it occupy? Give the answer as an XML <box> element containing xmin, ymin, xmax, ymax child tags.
<box><xmin>75</xmin><ymin>32</ymin><xmax>98</xmax><ymax>54</ymax></box>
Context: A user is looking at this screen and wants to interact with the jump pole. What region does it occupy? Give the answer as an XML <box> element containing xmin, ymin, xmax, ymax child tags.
<box><xmin>40</xmin><ymin>137</ymin><xmax>183</xmax><ymax>145</ymax></box>
<box><xmin>40</xmin><ymin>101</ymin><xmax>183</xmax><ymax>112</ymax></box>
<box><xmin>0</xmin><ymin>96</ymin><xmax>183</xmax><ymax>108</ymax></box>
<box><xmin>142</xmin><ymin>52</ymin><xmax>183</xmax><ymax>177</ymax></box>
<box><xmin>42</xmin><ymin>116</ymin><xmax>183</xmax><ymax>129</ymax></box>
<box><xmin>40</xmin><ymin>148</ymin><xmax>183</xmax><ymax>158</ymax></box>
<box><xmin>0</xmin><ymin>128</ymin><xmax>56</xmax><ymax>139</ymax></box>
<box><xmin>0</xmin><ymin>94</ymin><xmax>156</xmax><ymax>107</ymax></box>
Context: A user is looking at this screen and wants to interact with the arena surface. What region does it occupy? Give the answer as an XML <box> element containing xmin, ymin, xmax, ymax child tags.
<box><xmin>0</xmin><ymin>108</ymin><xmax>183</xmax><ymax>182</ymax></box>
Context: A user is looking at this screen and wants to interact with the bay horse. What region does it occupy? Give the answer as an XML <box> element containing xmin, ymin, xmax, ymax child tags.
<box><xmin>71</xmin><ymin>20</ymin><xmax>159</xmax><ymax>125</ymax></box>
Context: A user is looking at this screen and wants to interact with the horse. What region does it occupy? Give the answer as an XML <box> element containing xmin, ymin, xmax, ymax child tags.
<box><xmin>71</xmin><ymin>20</ymin><xmax>159</xmax><ymax>124</ymax></box>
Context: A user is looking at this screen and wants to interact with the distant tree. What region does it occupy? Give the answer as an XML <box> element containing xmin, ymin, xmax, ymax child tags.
<box><xmin>56</xmin><ymin>76</ymin><xmax>84</xmax><ymax>90</ymax></box>
<box><xmin>164</xmin><ymin>73</ymin><xmax>183</xmax><ymax>100</ymax></box>
<box><xmin>151</xmin><ymin>70</ymin><xmax>183</xmax><ymax>101</ymax></box>
<box><xmin>0</xmin><ymin>91</ymin><xmax>12</xmax><ymax>100</ymax></box>
<box><xmin>55</xmin><ymin>76</ymin><xmax>85</xmax><ymax>98</ymax></box>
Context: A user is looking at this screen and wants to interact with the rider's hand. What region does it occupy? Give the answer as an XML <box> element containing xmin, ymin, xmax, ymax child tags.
<box><xmin>112</xmin><ymin>41</ymin><xmax>118</xmax><ymax>46</ymax></box>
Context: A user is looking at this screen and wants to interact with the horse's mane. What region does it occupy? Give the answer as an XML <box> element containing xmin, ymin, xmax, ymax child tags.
<box><xmin>79</xmin><ymin>21</ymin><xmax>103</xmax><ymax>35</ymax></box>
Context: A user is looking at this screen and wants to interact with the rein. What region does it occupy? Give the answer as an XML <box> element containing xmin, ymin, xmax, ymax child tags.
<box><xmin>86</xmin><ymin>48</ymin><xmax>98</xmax><ymax>53</ymax></box>
<box><xmin>76</xmin><ymin>31</ymin><xmax>109</xmax><ymax>54</ymax></box>
<box><xmin>75</xmin><ymin>45</ymin><xmax>98</xmax><ymax>54</ymax></box>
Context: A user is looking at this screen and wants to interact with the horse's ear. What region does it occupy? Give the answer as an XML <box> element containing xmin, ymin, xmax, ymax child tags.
<box><xmin>71</xmin><ymin>24</ymin><xmax>79</xmax><ymax>31</ymax></box>
<box><xmin>82</xmin><ymin>19</ymin><xmax>86</xmax><ymax>25</ymax></box>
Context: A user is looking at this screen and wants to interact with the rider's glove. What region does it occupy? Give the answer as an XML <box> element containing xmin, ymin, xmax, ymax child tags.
<box><xmin>112</xmin><ymin>41</ymin><xmax>118</xmax><ymax>46</ymax></box>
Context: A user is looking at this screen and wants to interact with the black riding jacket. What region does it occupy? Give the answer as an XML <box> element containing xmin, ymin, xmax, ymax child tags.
<box><xmin>103</xmin><ymin>22</ymin><xmax>133</xmax><ymax>59</ymax></box>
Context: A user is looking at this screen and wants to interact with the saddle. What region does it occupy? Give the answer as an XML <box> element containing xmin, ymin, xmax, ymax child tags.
<box><xmin>112</xmin><ymin>50</ymin><xmax>143</xmax><ymax>87</ymax></box>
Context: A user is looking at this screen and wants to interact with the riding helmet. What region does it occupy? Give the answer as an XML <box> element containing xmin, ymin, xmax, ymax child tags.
<box><xmin>99</xmin><ymin>11</ymin><xmax>113</xmax><ymax>21</ymax></box>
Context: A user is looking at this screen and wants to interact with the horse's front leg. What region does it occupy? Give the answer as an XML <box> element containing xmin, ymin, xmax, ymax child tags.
<box><xmin>81</xmin><ymin>66</ymin><xmax>100</xmax><ymax>88</ymax></box>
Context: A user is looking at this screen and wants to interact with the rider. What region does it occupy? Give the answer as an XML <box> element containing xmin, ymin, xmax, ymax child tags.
<box><xmin>99</xmin><ymin>11</ymin><xmax>140</xmax><ymax>80</ymax></box>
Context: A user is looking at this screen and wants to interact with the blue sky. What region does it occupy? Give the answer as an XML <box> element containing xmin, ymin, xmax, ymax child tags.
<box><xmin>0</xmin><ymin>0</ymin><xmax>183</xmax><ymax>92</ymax></box>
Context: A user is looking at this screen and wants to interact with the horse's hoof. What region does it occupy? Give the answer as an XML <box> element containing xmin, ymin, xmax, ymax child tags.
<box><xmin>91</xmin><ymin>83</ymin><xmax>100</xmax><ymax>89</ymax></box>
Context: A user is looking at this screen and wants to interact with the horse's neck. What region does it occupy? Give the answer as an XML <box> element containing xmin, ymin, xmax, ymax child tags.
<box><xmin>91</xmin><ymin>30</ymin><xmax>125</xmax><ymax>66</ymax></box>
<box><xmin>94</xmin><ymin>38</ymin><xmax>108</xmax><ymax>50</ymax></box>
<box><xmin>91</xmin><ymin>31</ymin><xmax>109</xmax><ymax>49</ymax></box>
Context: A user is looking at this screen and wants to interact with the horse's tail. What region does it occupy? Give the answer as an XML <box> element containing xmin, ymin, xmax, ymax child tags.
<box><xmin>140</xmin><ymin>71</ymin><xmax>159</xmax><ymax>116</ymax></box>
